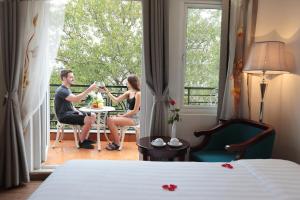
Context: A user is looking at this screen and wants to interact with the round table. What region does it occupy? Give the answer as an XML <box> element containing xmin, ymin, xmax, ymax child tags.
<box><xmin>137</xmin><ymin>136</ymin><xmax>190</xmax><ymax>161</ymax></box>
<box><xmin>79</xmin><ymin>106</ymin><xmax>115</xmax><ymax>151</ymax></box>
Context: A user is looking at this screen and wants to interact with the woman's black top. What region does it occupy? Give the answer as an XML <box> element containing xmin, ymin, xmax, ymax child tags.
<box><xmin>127</xmin><ymin>96</ymin><xmax>136</xmax><ymax>110</ymax></box>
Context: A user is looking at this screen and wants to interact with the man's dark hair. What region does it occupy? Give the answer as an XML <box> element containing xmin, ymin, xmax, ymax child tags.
<box><xmin>60</xmin><ymin>69</ymin><xmax>73</xmax><ymax>80</ymax></box>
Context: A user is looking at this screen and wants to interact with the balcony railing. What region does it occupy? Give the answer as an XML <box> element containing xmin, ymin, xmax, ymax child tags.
<box><xmin>184</xmin><ymin>86</ymin><xmax>218</xmax><ymax>106</ymax></box>
<box><xmin>50</xmin><ymin>84</ymin><xmax>218</xmax><ymax>129</ymax></box>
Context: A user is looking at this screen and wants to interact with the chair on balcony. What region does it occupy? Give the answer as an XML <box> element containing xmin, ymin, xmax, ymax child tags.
<box><xmin>52</xmin><ymin>109</ymin><xmax>82</xmax><ymax>149</ymax></box>
<box><xmin>118</xmin><ymin>125</ymin><xmax>140</xmax><ymax>150</ymax></box>
<box><xmin>190</xmin><ymin>119</ymin><xmax>275</xmax><ymax>162</ymax></box>
<box><xmin>102</xmin><ymin>125</ymin><xmax>140</xmax><ymax>151</ymax></box>
<box><xmin>52</xmin><ymin>121</ymin><xmax>81</xmax><ymax>148</ymax></box>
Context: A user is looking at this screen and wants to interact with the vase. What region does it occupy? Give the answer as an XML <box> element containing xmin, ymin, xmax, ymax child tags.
<box><xmin>171</xmin><ymin>122</ymin><xmax>177</xmax><ymax>138</ymax></box>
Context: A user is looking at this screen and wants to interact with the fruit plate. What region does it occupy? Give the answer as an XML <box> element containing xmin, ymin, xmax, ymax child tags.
<box><xmin>91</xmin><ymin>107</ymin><xmax>104</xmax><ymax>110</ymax></box>
<box><xmin>151</xmin><ymin>141</ymin><xmax>166</xmax><ymax>147</ymax></box>
<box><xmin>167</xmin><ymin>142</ymin><xmax>183</xmax><ymax>147</ymax></box>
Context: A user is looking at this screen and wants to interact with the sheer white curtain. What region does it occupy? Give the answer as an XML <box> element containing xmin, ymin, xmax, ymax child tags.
<box><xmin>20</xmin><ymin>0</ymin><xmax>66</xmax><ymax>129</ymax></box>
<box><xmin>219</xmin><ymin>0</ymin><xmax>258</xmax><ymax>120</ymax></box>
<box><xmin>18</xmin><ymin>1</ymin><xmax>66</xmax><ymax>170</ymax></box>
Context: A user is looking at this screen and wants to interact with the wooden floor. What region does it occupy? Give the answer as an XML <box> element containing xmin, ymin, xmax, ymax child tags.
<box><xmin>0</xmin><ymin>141</ymin><xmax>139</xmax><ymax>200</ymax></box>
<box><xmin>0</xmin><ymin>181</ymin><xmax>42</xmax><ymax>200</ymax></box>
<box><xmin>45</xmin><ymin>140</ymin><xmax>139</xmax><ymax>165</ymax></box>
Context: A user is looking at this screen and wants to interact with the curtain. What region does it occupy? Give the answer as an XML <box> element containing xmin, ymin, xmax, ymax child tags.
<box><xmin>20</xmin><ymin>0</ymin><xmax>65</xmax><ymax>171</ymax></box>
<box><xmin>142</xmin><ymin>0</ymin><xmax>169</xmax><ymax>136</ymax></box>
<box><xmin>0</xmin><ymin>0</ymin><xmax>29</xmax><ymax>188</ymax></box>
<box><xmin>0</xmin><ymin>0</ymin><xmax>66</xmax><ymax>188</ymax></box>
<box><xmin>20</xmin><ymin>1</ymin><xmax>66</xmax><ymax>129</ymax></box>
<box><xmin>218</xmin><ymin>0</ymin><xmax>258</xmax><ymax>120</ymax></box>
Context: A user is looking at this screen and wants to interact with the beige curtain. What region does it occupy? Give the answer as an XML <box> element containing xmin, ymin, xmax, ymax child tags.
<box><xmin>219</xmin><ymin>0</ymin><xmax>258</xmax><ymax>120</ymax></box>
<box><xmin>0</xmin><ymin>0</ymin><xmax>29</xmax><ymax>188</ymax></box>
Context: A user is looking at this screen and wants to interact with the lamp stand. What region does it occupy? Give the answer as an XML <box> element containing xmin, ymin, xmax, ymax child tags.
<box><xmin>259</xmin><ymin>72</ymin><xmax>267</xmax><ymax>123</ymax></box>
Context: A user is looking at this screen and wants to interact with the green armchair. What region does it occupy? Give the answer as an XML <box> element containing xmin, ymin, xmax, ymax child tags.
<box><xmin>190</xmin><ymin>119</ymin><xmax>275</xmax><ymax>162</ymax></box>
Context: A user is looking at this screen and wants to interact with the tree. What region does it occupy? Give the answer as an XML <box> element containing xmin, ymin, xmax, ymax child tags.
<box><xmin>185</xmin><ymin>8</ymin><xmax>221</xmax><ymax>88</ymax></box>
<box><xmin>50</xmin><ymin>0</ymin><xmax>143</xmax><ymax>85</ymax></box>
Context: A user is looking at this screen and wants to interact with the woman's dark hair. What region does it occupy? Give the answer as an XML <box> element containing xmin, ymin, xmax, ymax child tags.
<box><xmin>127</xmin><ymin>75</ymin><xmax>140</xmax><ymax>91</ymax></box>
<box><xmin>60</xmin><ymin>69</ymin><xmax>72</xmax><ymax>80</ymax></box>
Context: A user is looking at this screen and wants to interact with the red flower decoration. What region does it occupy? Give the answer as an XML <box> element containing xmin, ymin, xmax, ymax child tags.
<box><xmin>162</xmin><ymin>185</ymin><xmax>169</xmax><ymax>190</ymax></box>
<box><xmin>169</xmin><ymin>99</ymin><xmax>176</xmax><ymax>105</ymax></box>
<box><xmin>222</xmin><ymin>163</ymin><xmax>234</xmax><ymax>169</ymax></box>
<box><xmin>162</xmin><ymin>184</ymin><xmax>178</xmax><ymax>191</ymax></box>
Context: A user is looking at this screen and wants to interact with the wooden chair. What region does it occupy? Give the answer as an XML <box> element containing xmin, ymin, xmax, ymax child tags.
<box><xmin>190</xmin><ymin>119</ymin><xmax>275</xmax><ymax>162</ymax></box>
<box><xmin>52</xmin><ymin>121</ymin><xmax>81</xmax><ymax>149</ymax></box>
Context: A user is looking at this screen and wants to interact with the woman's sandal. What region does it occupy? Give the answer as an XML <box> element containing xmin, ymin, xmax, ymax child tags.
<box><xmin>106</xmin><ymin>143</ymin><xmax>120</xmax><ymax>151</ymax></box>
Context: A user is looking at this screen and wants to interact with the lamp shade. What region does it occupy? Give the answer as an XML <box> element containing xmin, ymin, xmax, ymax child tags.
<box><xmin>244</xmin><ymin>41</ymin><xmax>289</xmax><ymax>74</ymax></box>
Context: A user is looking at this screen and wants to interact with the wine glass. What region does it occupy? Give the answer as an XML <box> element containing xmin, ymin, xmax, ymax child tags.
<box><xmin>97</xmin><ymin>81</ymin><xmax>105</xmax><ymax>89</ymax></box>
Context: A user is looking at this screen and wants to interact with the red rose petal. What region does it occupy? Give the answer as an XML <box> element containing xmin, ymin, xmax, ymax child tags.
<box><xmin>222</xmin><ymin>163</ymin><xmax>234</xmax><ymax>169</ymax></box>
<box><xmin>169</xmin><ymin>184</ymin><xmax>177</xmax><ymax>189</ymax></box>
<box><xmin>162</xmin><ymin>185</ymin><xmax>169</xmax><ymax>190</ymax></box>
<box><xmin>227</xmin><ymin>164</ymin><xmax>233</xmax><ymax>169</ymax></box>
<box><xmin>162</xmin><ymin>184</ymin><xmax>178</xmax><ymax>191</ymax></box>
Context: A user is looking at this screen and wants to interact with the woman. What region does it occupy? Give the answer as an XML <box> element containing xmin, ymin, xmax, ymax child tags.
<box><xmin>103</xmin><ymin>75</ymin><xmax>141</xmax><ymax>151</ymax></box>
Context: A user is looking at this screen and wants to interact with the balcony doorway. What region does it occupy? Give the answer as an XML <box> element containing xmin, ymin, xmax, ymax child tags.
<box><xmin>44</xmin><ymin>0</ymin><xmax>143</xmax><ymax>166</ymax></box>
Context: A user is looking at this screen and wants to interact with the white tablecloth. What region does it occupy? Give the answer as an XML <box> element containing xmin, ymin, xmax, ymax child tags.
<box><xmin>79</xmin><ymin>106</ymin><xmax>115</xmax><ymax>113</ymax></box>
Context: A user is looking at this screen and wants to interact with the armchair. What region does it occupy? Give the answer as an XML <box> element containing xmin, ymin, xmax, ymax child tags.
<box><xmin>190</xmin><ymin>119</ymin><xmax>275</xmax><ymax>162</ymax></box>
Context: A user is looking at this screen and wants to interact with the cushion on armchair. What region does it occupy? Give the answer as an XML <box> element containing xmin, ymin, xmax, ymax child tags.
<box><xmin>191</xmin><ymin>150</ymin><xmax>237</xmax><ymax>162</ymax></box>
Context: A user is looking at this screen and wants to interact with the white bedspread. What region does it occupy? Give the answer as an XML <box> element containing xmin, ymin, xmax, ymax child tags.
<box><xmin>28</xmin><ymin>159</ymin><xmax>300</xmax><ymax>200</ymax></box>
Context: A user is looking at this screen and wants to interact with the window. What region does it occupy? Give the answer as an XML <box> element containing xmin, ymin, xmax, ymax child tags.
<box><xmin>183</xmin><ymin>4</ymin><xmax>222</xmax><ymax>107</ymax></box>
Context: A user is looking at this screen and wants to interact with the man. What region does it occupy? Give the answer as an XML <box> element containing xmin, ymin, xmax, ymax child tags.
<box><xmin>54</xmin><ymin>69</ymin><xmax>97</xmax><ymax>149</ymax></box>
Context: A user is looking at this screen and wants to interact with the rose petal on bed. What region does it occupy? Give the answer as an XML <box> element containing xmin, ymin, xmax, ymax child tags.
<box><xmin>169</xmin><ymin>184</ymin><xmax>177</xmax><ymax>190</ymax></box>
<box><xmin>162</xmin><ymin>184</ymin><xmax>169</xmax><ymax>190</ymax></box>
<box><xmin>222</xmin><ymin>163</ymin><xmax>234</xmax><ymax>169</ymax></box>
<box><xmin>162</xmin><ymin>184</ymin><xmax>178</xmax><ymax>191</ymax></box>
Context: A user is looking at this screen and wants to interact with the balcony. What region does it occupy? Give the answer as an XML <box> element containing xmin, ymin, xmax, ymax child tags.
<box><xmin>49</xmin><ymin>83</ymin><xmax>218</xmax><ymax>129</ymax></box>
<box><xmin>46</xmin><ymin>84</ymin><xmax>217</xmax><ymax>165</ymax></box>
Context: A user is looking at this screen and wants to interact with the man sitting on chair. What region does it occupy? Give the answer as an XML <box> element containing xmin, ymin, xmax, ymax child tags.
<box><xmin>54</xmin><ymin>69</ymin><xmax>97</xmax><ymax>149</ymax></box>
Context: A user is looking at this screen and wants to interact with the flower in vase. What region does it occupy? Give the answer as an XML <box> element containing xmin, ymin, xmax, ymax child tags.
<box><xmin>168</xmin><ymin>98</ymin><xmax>180</xmax><ymax>124</ymax></box>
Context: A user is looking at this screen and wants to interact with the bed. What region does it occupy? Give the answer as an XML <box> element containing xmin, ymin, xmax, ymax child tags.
<box><xmin>28</xmin><ymin>159</ymin><xmax>300</xmax><ymax>200</ymax></box>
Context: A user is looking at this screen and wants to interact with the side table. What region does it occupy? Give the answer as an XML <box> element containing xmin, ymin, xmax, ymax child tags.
<box><xmin>137</xmin><ymin>136</ymin><xmax>190</xmax><ymax>161</ymax></box>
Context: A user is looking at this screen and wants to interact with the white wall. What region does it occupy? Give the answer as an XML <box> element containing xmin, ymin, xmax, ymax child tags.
<box><xmin>251</xmin><ymin>0</ymin><xmax>300</xmax><ymax>163</ymax></box>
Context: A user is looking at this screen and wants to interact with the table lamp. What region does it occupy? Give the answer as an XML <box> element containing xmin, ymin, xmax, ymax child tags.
<box><xmin>244</xmin><ymin>41</ymin><xmax>289</xmax><ymax>123</ymax></box>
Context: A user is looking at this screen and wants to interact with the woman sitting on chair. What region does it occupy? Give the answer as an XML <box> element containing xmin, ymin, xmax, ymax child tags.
<box><xmin>102</xmin><ymin>75</ymin><xmax>141</xmax><ymax>151</ymax></box>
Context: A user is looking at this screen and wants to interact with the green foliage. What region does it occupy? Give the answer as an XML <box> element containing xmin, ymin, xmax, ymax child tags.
<box><xmin>50</xmin><ymin>1</ymin><xmax>221</xmax><ymax>107</ymax></box>
<box><xmin>50</xmin><ymin>0</ymin><xmax>142</xmax><ymax>85</ymax></box>
<box><xmin>185</xmin><ymin>8</ymin><xmax>221</xmax><ymax>88</ymax></box>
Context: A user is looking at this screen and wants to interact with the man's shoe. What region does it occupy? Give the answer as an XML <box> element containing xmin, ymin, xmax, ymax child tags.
<box><xmin>84</xmin><ymin>139</ymin><xmax>96</xmax><ymax>144</ymax></box>
<box><xmin>79</xmin><ymin>140</ymin><xmax>94</xmax><ymax>149</ymax></box>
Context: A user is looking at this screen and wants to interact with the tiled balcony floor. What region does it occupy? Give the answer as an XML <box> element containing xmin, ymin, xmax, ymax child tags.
<box><xmin>44</xmin><ymin>140</ymin><xmax>139</xmax><ymax>165</ymax></box>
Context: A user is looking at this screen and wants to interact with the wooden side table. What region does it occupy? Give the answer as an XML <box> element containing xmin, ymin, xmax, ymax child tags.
<box><xmin>137</xmin><ymin>136</ymin><xmax>190</xmax><ymax>161</ymax></box>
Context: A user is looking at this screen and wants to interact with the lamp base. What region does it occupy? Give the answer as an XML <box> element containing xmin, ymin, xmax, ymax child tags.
<box><xmin>259</xmin><ymin>82</ymin><xmax>267</xmax><ymax>123</ymax></box>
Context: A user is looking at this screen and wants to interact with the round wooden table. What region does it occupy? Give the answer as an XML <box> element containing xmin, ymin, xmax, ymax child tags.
<box><xmin>137</xmin><ymin>136</ymin><xmax>190</xmax><ymax>161</ymax></box>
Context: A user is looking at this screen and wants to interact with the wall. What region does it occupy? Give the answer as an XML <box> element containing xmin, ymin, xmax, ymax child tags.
<box><xmin>251</xmin><ymin>0</ymin><xmax>300</xmax><ymax>162</ymax></box>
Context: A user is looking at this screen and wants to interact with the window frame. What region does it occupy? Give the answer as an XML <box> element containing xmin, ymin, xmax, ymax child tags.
<box><xmin>180</xmin><ymin>2</ymin><xmax>222</xmax><ymax>112</ymax></box>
